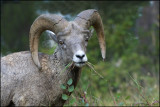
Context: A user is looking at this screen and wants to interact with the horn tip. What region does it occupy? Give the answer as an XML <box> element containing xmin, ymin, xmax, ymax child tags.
<box><xmin>37</xmin><ymin>63</ymin><xmax>42</xmax><ymax>70</ymax></box>
<box><xmin>38</xmin><ymin>66</ymin><xmax>42</xmax><ymax>70</ymax></box>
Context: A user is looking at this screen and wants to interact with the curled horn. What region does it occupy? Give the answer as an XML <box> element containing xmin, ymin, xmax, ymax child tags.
<box><xmin>29</xmin><ymin>14</ymin><xmax>68</xmax><ymax>69</ymax></box>
<box><xmin>74</xmin><ymin>9</ymin><xmax>106</xmax><ymax>60</ymax></box>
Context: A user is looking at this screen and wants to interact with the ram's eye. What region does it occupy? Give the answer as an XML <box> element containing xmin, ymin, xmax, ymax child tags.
<box><xmin>59</xmin><ymin>40</ymin><xmax>64</xmax><ymax>45</ymax></box>
<box><xmin>85</xmin><ymin>37</ymin><xmax>89</xmax><ymax>42</ymax></box>
<box><xmin>85</xmin><ymin>39</ymin><xmax>88</xmax><ymax>42</ymax></box>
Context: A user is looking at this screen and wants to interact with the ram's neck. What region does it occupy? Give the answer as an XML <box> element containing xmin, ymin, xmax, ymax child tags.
<box><xmin>39</xmin><ymin>48</ymin><xmax>82</xmax><ymax>105</ymax></box>
<box><xmin>51</xmin><ymin>47</ymin><xmax>82</xmax><ymax>87</ymax></box>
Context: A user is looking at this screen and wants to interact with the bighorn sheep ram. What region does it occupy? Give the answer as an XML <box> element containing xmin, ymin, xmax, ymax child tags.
<box><xmin>1</xmin><ymin>9</ymin><xmax>106</xmax><ymax>106</ymax></box>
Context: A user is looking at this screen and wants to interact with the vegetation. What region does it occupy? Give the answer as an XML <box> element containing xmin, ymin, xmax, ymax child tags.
<box><xmin>1</xmin><ymin>1</ymin><xmax>159</xmax><ymax>106</ymax></box>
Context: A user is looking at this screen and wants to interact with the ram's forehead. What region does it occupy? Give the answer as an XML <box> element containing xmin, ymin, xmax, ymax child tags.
<box><xmin>57</xmin><ymin>21</ymin><xmax>89</xmax><ymax>37</ymax></box>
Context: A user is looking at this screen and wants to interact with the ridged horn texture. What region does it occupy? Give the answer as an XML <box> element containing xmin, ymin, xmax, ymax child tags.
<box><xmin>74</xmin><ymin>9</ymin><xmax>106</xmax><ymax>60</ymax></box>
<box><xmin>29</xmin><ymin>14</ymin><xmax>68</xmax><ymax>69</ymax></box>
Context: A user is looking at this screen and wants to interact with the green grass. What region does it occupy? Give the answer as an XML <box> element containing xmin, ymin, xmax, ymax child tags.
<box><xmin>64</xmin><ymin>63</ymin><xmax>159</xmax><ymax>106</ymax></box>
<box><xmin>39</xmin><ymin>45</ymin><xmax>57</xmax><ymax>55</ymax></box>
<box><xmin>65</xmin><ymin>76</ymin><xmax>159</xmax><ymax>106</ymax></box>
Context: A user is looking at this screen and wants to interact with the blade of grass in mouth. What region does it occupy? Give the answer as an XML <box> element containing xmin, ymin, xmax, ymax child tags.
<box><xmin>86</xmin><ymin>62</ymin><xmax>104</xmax><ymax>79</ymax></box>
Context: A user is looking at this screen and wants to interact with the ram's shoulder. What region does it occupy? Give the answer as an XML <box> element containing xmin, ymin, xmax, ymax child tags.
<box><xmin>1</xmin><ymin>51</ymin><xmax>48</xmax><ymax>61</ymax></box>
<box><xmin>2</xmin><ymin>51</ymin><xmax>31</xmax><ymax>62</ymax></box>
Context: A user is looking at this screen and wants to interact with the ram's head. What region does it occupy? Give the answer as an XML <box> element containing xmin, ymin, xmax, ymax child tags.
<box><xmin>29</xmin><ymin>9</ymin><xmax>106</xmax><ymax>69</ymax></box>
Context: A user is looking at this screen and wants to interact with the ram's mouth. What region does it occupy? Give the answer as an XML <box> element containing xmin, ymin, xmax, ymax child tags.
<box><xmin>74</xmin><ymin>61</ymin><xmax>86</xmax><ymax>67</ymax></box>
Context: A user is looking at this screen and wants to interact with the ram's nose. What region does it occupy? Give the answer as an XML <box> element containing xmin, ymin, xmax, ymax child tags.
<box><xmin>76</xmin><ymin>54</ymin><xmax>85</xmax><ymax>60</ymax></box>
<box><xmin>73</xmin><ymin>50</ymin><xmax>87</xmax><ymax>67</ymax></box>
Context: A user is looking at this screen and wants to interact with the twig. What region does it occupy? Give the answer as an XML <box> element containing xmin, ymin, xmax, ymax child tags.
<box><xmin>140</xmin><ymin>93</ymin><xmax>151</xmax><ymax>106</ymax></box>
<box><xmin>128</xmin><ymin>73</ymin><xmax>151</xmax><ymax>106</ymax></box>
<box><xmin>86</xmin><ymin>62</ymin><xmax>104</xmax><ymax>79</ymax></box>
<box><xmin>108</xmin><ymin>86</ymin><xmax>117</xmax><ymax>106</ymax></box>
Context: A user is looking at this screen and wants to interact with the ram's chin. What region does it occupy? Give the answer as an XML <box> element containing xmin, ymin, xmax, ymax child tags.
<box><xmin>74</xmin><ymin>62</ymin><xmax>86</xmax><ymax>67</ymax></box>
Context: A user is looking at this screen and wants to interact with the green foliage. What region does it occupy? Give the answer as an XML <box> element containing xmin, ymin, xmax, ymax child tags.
<box><xmin>62</xmin><ymin>94</ymin><xmax>69</xmax><ymax>100</ymax></box>
<box><xmin>68</xmin><ymin>86</ymin><xmax>74</xmax><ymax>92</ymax></box>
<box><xmin>67</xmin><ymin>78</ymin><xmax>73</xmax><ymax>85</ymax></box>
<box><xmin>60</xmin><ymin>78</ymin><xmax>75</xmax><ymax>102</ymax></box>
<box><xmin>118</xmin><ymin>102</ymin><xmax>124</xmax><ymax>106</ymax></box>
<box><xmin>60</xmin><ymin>84</ymin><xmax>66</xmax><ymax>90</ymax></box>
<box><xmin>69</xmin><ymin>98</ymin><xmax>76</xmax><ymax>105</ymax></box>
<box><xmin>1</xmin><ymin>1</ymin><xmax>37</xmax><ymax>55</ymax></box>
<box><xmin>85</xmin><ymin>103</ymin><xmax>89</xmax><ymax>106</ymax></box>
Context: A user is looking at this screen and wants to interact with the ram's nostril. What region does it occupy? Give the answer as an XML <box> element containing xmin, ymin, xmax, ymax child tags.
<box><xmin>76</xmin><ymin>54</ymin><xmax>85</xmax><ymax>59</ymax></box>
<box><xmin>82</xmin><ymin>55</ymin><xmax>85</xmax><ymax>58</ymax></box>
<box><xmin>76</xmin><ymin>55</ymin><xmax>80</xmax><ymax>58</ymax></box>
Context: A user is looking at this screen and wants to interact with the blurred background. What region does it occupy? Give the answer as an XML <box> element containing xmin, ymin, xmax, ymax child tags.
<box><xmin>1</xmin><ymin>1</ymin><xmax>159</xmax><ymax>106</ymax></box>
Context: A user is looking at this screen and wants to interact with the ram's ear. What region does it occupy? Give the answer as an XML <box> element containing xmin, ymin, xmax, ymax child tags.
<box><xmin>47</xmin><ymin>31</ymin><xmax>58</xmax><ymax>43</ymax></box>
